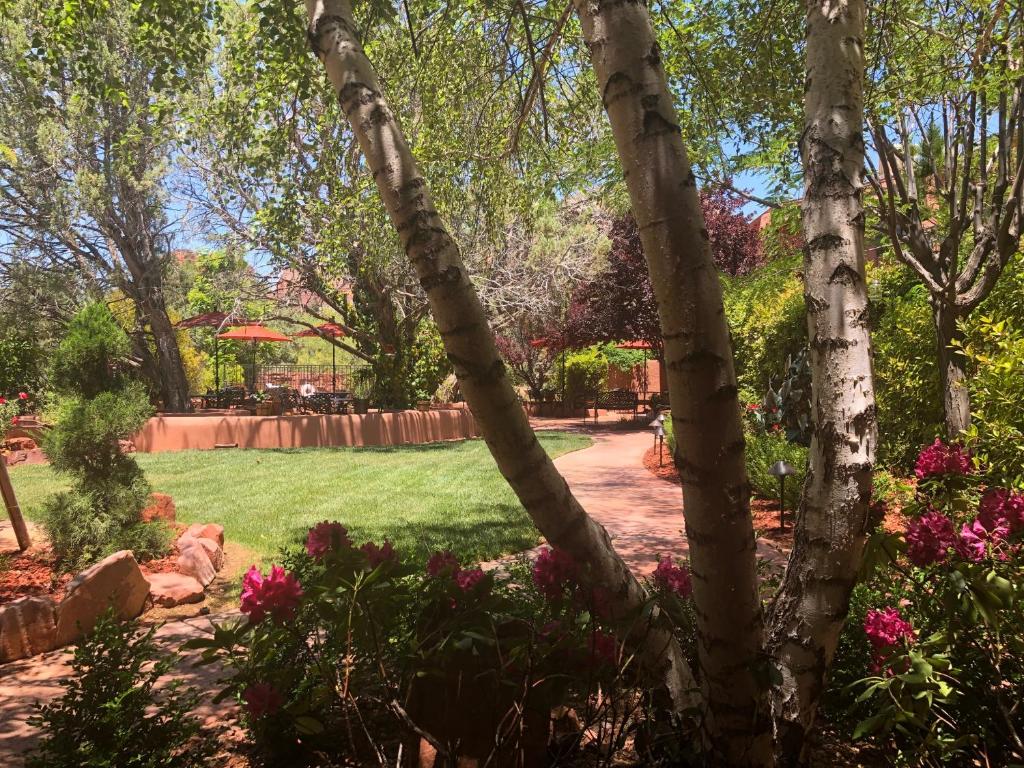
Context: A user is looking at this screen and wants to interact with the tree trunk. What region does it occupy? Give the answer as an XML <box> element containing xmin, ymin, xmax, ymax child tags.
<box><xmin>303</xmin><ymin>0</ymin><xmax>700</xmax><ymax>716</ymax></box>
<box><xmin>138</xmin><ymin>292</ymin><xmax>191</xmax><ymax>413</ymax></box>
<box><xmin>572</xmin><ymin>2</ymin><xmax>771</xmax><ymax>764</ymax></box>
<box><xmin>766</xmin><ymin>1</ymin><xmax>878</xmax><ymax>762</ymax></box>
<box><xmin>933</xmin><ymin>300</ymin><xmax>971</xmax><ymax>437</ymax></box>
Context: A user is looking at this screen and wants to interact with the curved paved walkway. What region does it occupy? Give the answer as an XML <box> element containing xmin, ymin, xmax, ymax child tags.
<box><xmin>532</xmin><ymin>418</ymin><xmax>787</xmax><ymax>576</ymax></box>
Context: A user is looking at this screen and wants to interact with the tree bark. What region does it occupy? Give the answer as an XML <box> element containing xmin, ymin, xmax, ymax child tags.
<box><xmin>303</xmin><ymin>0</ymin><xmax>700</xmax><ymax>717</ymax></box>
<box><xmin>142</xmin><ymin>293</ymin><xmax>191</xmax><ymax>413</ymax></box>
<box><xmin>572</xmin><ymin>2</ymin><xmax>771</xmax><ymax>764</ymax></box>
<box><xmin>933</xmin><ymin>300</ymin><xmax>971</xmax><ymax>437</ymax></box>
<box><xmin>766</xmin><ymin>2</ymin><xmax>878</xmax><ymax>763</ymax></box>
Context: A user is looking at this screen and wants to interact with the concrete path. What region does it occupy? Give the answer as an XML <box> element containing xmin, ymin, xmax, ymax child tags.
<box><xmin>532</xmin><ymin>419</ymin><xmax>787</xmax><ymax>576</ymax></box>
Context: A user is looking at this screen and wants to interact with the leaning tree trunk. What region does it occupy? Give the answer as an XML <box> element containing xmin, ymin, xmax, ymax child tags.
<box><xmin>766</xmin><ymin>1</ymin><xmax>878</xmax><ymax>763</ymax></box>
<box><xmin>303</xmin><ymin>0</ymin><xmax>699</xmax><ymax>715</ymax></box>
<box><xmin>573</xmin><ymin>2</ymin><xmax>771</xmax><ymax>764</ymax></box>
<box><xmin>142</xmin><ymin>293</ymin><xmax>191</xmax><ymax>413</ymax></box>
<box><xmin>933</xmin><ymin>299</ymin><xmax>971</xmax><ymax>437</ymax></box>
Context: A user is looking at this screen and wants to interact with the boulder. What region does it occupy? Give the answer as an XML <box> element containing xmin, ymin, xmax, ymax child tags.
<box><xmin>194</xmin><ymin>537</ymin><xmax>224</xmax><ymax>572</ymax></box>
<box><xmin>0</xmin><ymin>596</ymin><xmax>58</xmax><ymax>663</ymax></box>
<box><xmin>55</xmin><ymin>551</ymin><xmax>150</xmax><ymax>646</ymax></box>
<box><xmin>177</xmin><ymin>542</ymin><xmax>216</xmax><ymax>587</ymax></box>
<box><xmin>145</xmin><ymin>572</ymin><xmax>205</xmax><ymax>607</ymax></box>
<box><xmin>184</xmin><ymin>523</ymin><xmax>224</xmax><ymax>549</ymax></box>
<box><xmin>141</xmin><ymin>493</ymin><xmax>176</xmax><ymax>523</ymax></box>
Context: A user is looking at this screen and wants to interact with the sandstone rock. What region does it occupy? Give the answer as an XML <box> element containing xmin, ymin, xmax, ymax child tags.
<box><xmin>177</xmin><ymin>542</ymin><xmax>216</xmax><ymax>586</ymax></box>
<box><xmin>194</xmin><ymin>537</ymin><xmax>224</xmax><ymax>572</ymax></box>
<box><xmin>56</xmin><ymin>551</ymin><xmax>150</xmax><ymax>646</ymax></box>
<box><xmin>141</xmin><ymin>493</ymin><xmax>176</xmax><ymax>523</ymax></box>
<box><xmin>0</xmin><ymin>596</ymin><xmax>58</xmax><ymax>663</ymax></box>
<box><xmin>145</xmin><ymin>572</ymin><xmax>205</xmax><ymax>607</ymax></box>
<box><xmin>184</xmin><ymin>522</ymin><xmax>224</xmax><ymax>549</ymax></box>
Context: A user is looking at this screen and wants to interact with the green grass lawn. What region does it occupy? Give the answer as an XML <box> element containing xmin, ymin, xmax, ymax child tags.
<box><xmin>8</xmin><ymin>433</ymin><xmax>590</xmax><ymax>563</ymax></box>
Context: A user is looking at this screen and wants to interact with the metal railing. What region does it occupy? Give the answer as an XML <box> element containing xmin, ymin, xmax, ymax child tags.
<box><xmin>221</xmin><ymin>364</ymin><xmax>369</xmax><ymax>395</ymax></box>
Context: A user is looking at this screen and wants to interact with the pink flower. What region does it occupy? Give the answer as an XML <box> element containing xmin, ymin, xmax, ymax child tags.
<box><xmin>240</xmin><ymin>565</ymin><xmax>303</xmax><ymax>623</ymax></box>
<box><xmin>956</xmin><ymin>518</ymin><xmax>1008</xmax><ymax>562</ymax></box>
<box><xmin>243</xmin><ymin>682</ymin><xmax>284</xmax><ymax>719</ymax></box>
<box><xmin>17</xmin><ymin>392</ymin><xmax>27</xmax><ymax>400</ymax></box>
<box><xmin>426</xmin><ymin>550</ymin><xmax>459</xmax><ymax>577</ymax></box>
<box><xmin>361</xmin><ymin>540</ymin><xmax>396</xmax><ymax>568</ymax></box>
<box><xmin>652</xmin><ymin>556</ymin><xmax>693</xmax><ymax>598</ymax></box>
<box><xmin>532</xmin><ymin>547</ymin><xmax>578</xmax><ymax>600</ymax></box>
<box><xmin>305</xmin><ymin>521</ymin><xmax>350</xmax><ymax>559</ymax></box>
<box><xmin>904</xmin><ymin>511</ymin><xmax>956</xmax><ymax>566</ymax></box>
<box><xmin>979</xmin><ymin>489</ymin><xmax>1024</xmax><ymax>532</ymax></box>
<box><xmin>588</xmin><ymin>630</ymin><xmax>617</xmax><ymax>668</ymax></box>
<box><xmin>746</xmin><ymin>403</ymin><xmax>759</xmax><ymax>411</ymax></box>
<box><xmin>0</xmin><ymin>397</ymin><xmax>6</xmax><ymax>405</ymax></box>
<box><xmin>11</xmin><ymin>416</ymin><xmax>18</xmax><ymax>425</ymax></box>
<box><xmin>914</xmin><ymin>439</ymin><xmax>972</xmax><ymax>479</ymax></box>
<box><xmin>863</xmin><ymin>607</ymin><xmax>915</xmax><ymax>650</ymax></box>
<box><xmin>454</xmin><ymin>567</ymin><xmax>486</xmax><ymax>592</ymax></box>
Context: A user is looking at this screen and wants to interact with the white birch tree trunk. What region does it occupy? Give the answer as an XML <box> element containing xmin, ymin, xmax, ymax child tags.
<box><xmin>766</xmin><ymin>1</ymin><xmax>878</xmax><ymax>761</ymax></box>
<box><xmin>572</xmin><ymin>2</ymin><xmax>772</xmax><ymax>764</ymax></box>
<box><xmin>303</xmin><ymin>0</ymin><xmax>699</xmax><ymax>717</ymax></box>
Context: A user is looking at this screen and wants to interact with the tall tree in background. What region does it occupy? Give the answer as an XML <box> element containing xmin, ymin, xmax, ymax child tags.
<box><xmin>572</xmin><ymin>1</ymin><xmax>771</xmax><ymax>763</ymax></box>
<box><xmin>767</xmin><ymin>0</ymin><xmax>878</xmax><ymax>760</ymax></box>
<box><xmin>302</xmin><ymin>0</ymin><xmax>700</xmax><ymax>716</ymax></box>
<box><xmin>0</xmin><ymin>0</ymin><xmax>208</xmax><ymax>411</ymax></box>
<box><xmin>867</xmin><ymin>1</ymin><xmax>1024</xmax><ymax>437</ymax></box>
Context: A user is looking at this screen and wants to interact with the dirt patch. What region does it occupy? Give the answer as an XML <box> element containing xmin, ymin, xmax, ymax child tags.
<box><xmin>0</xmin><ymin>549</ymin><xmax>72</xmax><ymax>602</ymax></box>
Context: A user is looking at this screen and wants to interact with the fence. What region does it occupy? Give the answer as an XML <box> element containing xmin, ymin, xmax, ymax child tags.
<box><xmin>221</xmin><ymin>364</ymin><xmax>369</xmax><ymax>395</ymax></box>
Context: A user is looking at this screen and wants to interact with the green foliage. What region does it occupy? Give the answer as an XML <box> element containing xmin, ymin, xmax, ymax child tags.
<box><xmin>0</xmin><ymin>332</ymin><xmax>43</xmax><ymax>397</ymax></box>
<box><xmin>743</xmin><ymin>427</ymin><xmax>808</xmax><ymax>510</ymax></box>
<box><xmin>41</xmin><ymin>303</ymin><xmax>162</xmax><ymax>570</ymax></box>
<box><xmin>867</xmin><ymin>259</ymin><xmax>944</xmax><ymax>469</ymax></box>
<box><xmin>722</xmin><ymin>252</ymin><xmax>807</xmax><ymax>401</ymax></box>
<box><xmin>560</xmin><ymin>347</ymin><xmax>608</xmax><ymax>404</ymax></box>
<box><xmin>407</xmin><ymin>321</ymin><xmax>452</xmax><ymax>403</ymax></box>
<box><xmin>27</xmin><ymin>610</ymin><xmax>214</xmax><ymax>768</ymax></box>
<box><xmin>598</xmin><ymin>342</ymin><xmax>646</xmax><ymax>373</ymax></box>
<box><xmin>48</xmin><ymin>303</ymin><xmax>132</xmax><ymax>399</ymax></box>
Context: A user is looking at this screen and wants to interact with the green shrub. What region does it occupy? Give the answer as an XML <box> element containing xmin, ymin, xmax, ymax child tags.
<box><xmin>42</xmin><ymin>303</ymin><xmax>161</xmax><ymax>571</ymax></box>
<box><xmin>0</xmin><ymin>332</ymin><xmax>43</xmax><ymax>398</ymax></box>
<box><xmin>560</xmin><ymin>346</ymin><xmax>607</xmax><ymax>404</ymax></box>
<box><xmin>27</xmin><ymin>610</ymin><xmax>215</xmax><ymax>768</ymax></box>
<box><xmin>744</xmin><ymin>427</ymin><xmax>807</xmax><ymax>509</ymax></box>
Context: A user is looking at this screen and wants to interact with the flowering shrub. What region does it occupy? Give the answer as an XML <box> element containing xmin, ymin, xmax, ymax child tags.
<box><xmin>838</xmin><ymin>438</ymin><xmax>1024</xmax><ymax>764</ymax></box>
<box><xmin>187</xmin><ymin>533</ymin><xmax>696</xmax><ymax>765</ymax></box>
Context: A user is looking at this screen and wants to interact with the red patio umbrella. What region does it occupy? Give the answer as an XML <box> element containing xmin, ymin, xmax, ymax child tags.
<box><xmin>177</xmin><ymin>312</ymin><xmax>237</xmax><ymax>391</ymax></box>
<box><xmin>218</xmin><ymin>324</ymin><xmax>292</xmax><ymax>391</ymax></box>
<box><xmin>293</xmin><ymin>323</ymin><xmax>347</xmax><ymax>392</ymax></box>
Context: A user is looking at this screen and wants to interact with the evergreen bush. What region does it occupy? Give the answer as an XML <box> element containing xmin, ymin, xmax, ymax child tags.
<box><xmin>41</xmin><ymin>302</ymin><xmax>166</xmax><ymax>571</ymax></box>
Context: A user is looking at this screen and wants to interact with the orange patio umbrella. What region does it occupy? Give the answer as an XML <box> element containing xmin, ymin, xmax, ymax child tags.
<box><xmin>217</xmin><ymin>324</ymin><xmax>292</xmax><ymax>391</ymax></box>
<box><xmin>293</xmin><ymin>323</ymin><xmax>346</xmax><ymax>392</ymax></box>
<box><xmin>177</xmin><ymin>311</ymin><xmax>238</xmax><ymax>392</ymax></box>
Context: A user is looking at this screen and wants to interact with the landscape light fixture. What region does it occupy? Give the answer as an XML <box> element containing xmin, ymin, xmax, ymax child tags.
<box><xmin>768</xmin><ymin>460</ymin><xmax>797</xmax><ymax>531</ymax></box>
<box><xmin>650</xmin><ymin>412</ymin><xmax>666</xmax><ymax>467</ymax></box>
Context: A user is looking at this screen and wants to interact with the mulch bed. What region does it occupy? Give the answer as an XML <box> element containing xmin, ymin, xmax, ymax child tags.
<box><xmin>643</xmin><ymin>444</ymin><xmax>908</xmax><ymax>540</ymax></box>
<box><xmin>0</xmin><ymin>532</ymin><xmax>184</xmax><ymax>605</ymax></box>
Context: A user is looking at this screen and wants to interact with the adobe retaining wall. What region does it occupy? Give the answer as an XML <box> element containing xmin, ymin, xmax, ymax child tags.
<box><xmin>133</xmin><ymin>408</ymin><xmax>479</xmax><ymax>452</ymax></box>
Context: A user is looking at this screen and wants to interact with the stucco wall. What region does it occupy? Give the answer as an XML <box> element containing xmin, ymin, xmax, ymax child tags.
<box><xmin>133</xmin><ymin>408</ymin><xmax>479</xmax><ymax>453</ymax></box>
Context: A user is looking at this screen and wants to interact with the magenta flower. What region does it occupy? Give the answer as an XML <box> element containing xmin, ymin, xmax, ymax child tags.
<box><xmin>956</xmin><ymin>518</ymin><xmax>1008</xmax><ymax>562</ymax></box>
<box><xmin>532</xmin><ymin>547</ymin><xmax>578</xmax><ymax>600</ymax></box>
<box><xmin>979</xmin><ymin>489</ymin><xmax>1024</xmax><ymax>532</ymax></box>
<box><xmin>243</xmin><ymin>682</ymin><xmax>284</xmax><ymax>719</ymax></box>
<box><xmin>17</xmin><ymin>392</ymin><xmax>27</xmax><ymax>400</ymax></box>
<box><xmin>426</xmin><ymin>550</ymin><xmax>459</xmax><ymax>577</ymax></box>
<box><xmin>914</xmin><ymin>439</ymin><xmax>972</xmax><ymax>480</ymax></box>
<box><xmin>454</xmin><ymin>567</ymin><xmax>486</xmax><ymax>592</ymax></box>
<box><xmin>652</xmin><ymin>555</ymin><xmax>693</xmax><ymax>598</ymax></box>
<box><xmin>588</xmin><ymin>630</ymin><xmax>617</xmax><ymax>668</ymax></box>
<box><xmin>361</xmin><ymin>539</ymin><xmax>396</xmax><ymax>568</ymax></box>
<box><xmin>904</xmin><ymin>511</ymin><xmax>956</xmax><ymax>566</ymax></box>
<box><xmin>305</xmin><ymin>521</ymin><xmax>351</xmax><ymax>559</ymax></box>
<box><xmin>0</xmin><ymin>397</ymin><xmax>6</xmax><ymax>405</ymax></box>
<box><xmin>864</xmin><ymin>607</ymin><xmax>915</xmax><ymax>650</ymax></box>
<box><xmin>240</xmin><ymin>565</ymin><xmax>303</xmax><ymax>623</ymax></box>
